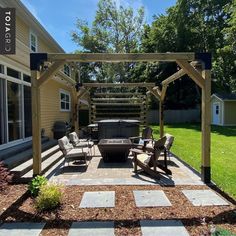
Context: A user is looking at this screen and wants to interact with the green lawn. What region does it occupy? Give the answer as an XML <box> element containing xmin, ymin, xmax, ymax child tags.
<box><xmin>151</xmin><ymin>124</ymin><xmax>236</xmax><ymax>199</ymax></box>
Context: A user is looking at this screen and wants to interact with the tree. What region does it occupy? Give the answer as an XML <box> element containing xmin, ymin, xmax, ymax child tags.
<box><xmin>71</xmin><ymin>0</ymin><xmax>145</xmax><ymax>82</ymax></box>
<box><xmin>134</xmin><ymin>0</ymin><xmax>234</xmax><ymax>109</ymax></box>
<box><xmin>212</xmin><ymin>0</ymin><xmax>236</xmax><ymax>93</ymax></box>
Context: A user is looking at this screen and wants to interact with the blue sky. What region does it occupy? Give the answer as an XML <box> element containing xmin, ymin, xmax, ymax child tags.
<box><xmin>20</xmin><ymin>0</ymin><xmax>176</xmax><ymax>53</ymax></box>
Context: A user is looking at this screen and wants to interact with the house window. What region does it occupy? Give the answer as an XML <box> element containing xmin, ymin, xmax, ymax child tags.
<box><xmin>60</xmin><ymin>90</ymin><xmax>71</xmax><ymax>111</ymax></box>
<box><xmin>0</xmin><ymin>64</ymin><xmax>4</xmax><ymax>74</ymax></box>
<box><xmin>215</xmin><ymin>105</ymin><xmax>219</xmax><ymax>115</ymax></box>
<box><xmin>23</xmin><ymin>74</ymin><xmax>31</xmax><ymax>83</ymax></box>
<box><xmin>30</xmin><ymin>32</ymin><xmax>37</xmax><ymax>52</ymax></box>
<box><xmin>7</xmin><ymin>67</ymin><xmax>21</xmax><ymax>79</ymax></box>
<box><xmin>64</xmin><ymin>64</ymin><xmax>71</xmax><ymax>77</ymax></box>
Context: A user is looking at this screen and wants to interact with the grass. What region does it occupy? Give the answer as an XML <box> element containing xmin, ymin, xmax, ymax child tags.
<box><xmin>151</xmin><ymin>123</ymin><xmax>236</xmax><ymax>199</ymax></box>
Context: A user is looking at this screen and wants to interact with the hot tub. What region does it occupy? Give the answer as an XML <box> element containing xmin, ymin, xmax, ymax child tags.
<box><xmin>97</xmin><ymin>119</ymin><xmax>140</xmax><ymax>140</ymax></box>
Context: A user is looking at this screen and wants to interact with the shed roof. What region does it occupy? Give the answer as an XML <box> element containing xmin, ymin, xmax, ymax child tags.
<box><xmin>212</xmin><ymin>93</ymin><xmax>236</xmax><ymax>101</ymax></box>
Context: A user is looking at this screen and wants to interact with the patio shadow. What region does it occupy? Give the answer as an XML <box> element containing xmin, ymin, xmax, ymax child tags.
<box><xmin>97</xmin><ymin>157</ymin><xmax>133</xmax><ymax>169</ymax></box>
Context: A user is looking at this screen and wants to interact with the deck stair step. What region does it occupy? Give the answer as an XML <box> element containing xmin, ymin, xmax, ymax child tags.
<box><xmin>19</xmin><ymin>150</ymin><xmax>64</xmax><ymax>183</ymax></box>
<box><xmin>10</xmin><ymin>145</ymin><xmax>60</xmax><ymax>177</ymax></box>
<box><xmin>0</xmin><ymin>137</ymin><xmax>49</xmax><ymax>161</ymax></box>
<box><xmin>3</xmin><ymin>139</ymin><xmax>57</xmax><ymax>170</ymax></box>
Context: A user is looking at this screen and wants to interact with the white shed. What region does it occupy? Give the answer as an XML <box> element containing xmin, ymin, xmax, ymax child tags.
<box><xmin>211</xmin><ymin>93</ymin><xmax>236</xmax><ymax>126</ymax></box>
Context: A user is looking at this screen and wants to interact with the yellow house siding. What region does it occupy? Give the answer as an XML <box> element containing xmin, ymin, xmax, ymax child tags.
<box><xmin>40</xmin><ymin>79</ymin><xmax>74</xmax><ymax>138</ymax></box>
<box><xmin>211</xmin><ymin>96</ymin><xmax>223</xmax><ymax>125</ymax></box>
<box><xmin>16</xmin><ymin>16</ymin><xmax>29</xmax><ymax>46</ymax></box>
<box><xmin>224</xmin><ymin>101</ymin><xmax>236</xmax><ymax>125</ymax></box>
<box><xmin>38</xmin><ymin>37</ymin><xmax>59</xmax><ymax>53</ymax></box>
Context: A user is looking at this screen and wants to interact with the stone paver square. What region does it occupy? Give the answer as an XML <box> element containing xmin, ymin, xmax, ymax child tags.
<box><xmin>140</xmin><ymin>220</ymin><xmax>189</xmax><ymax>236</ymax></box>
<box><xmin>79</xmin><ymin>191</ymin><xmax>115</xmax><ymax>208</ymax></box>
<box><xmin>133</xmin><ymin>190</ymin><xmax>171</xmax><ymax>207</ymax></box>
<box><xmin>0</xmin><ymin>222</ymin><xmax>45</xmax><ymax>236</ymax></box>
<box><xmin>68</xmin><ymin>221</ymin><xmax>114</xmax><ymax>236</ymax></box>
<box><xmin>182</xmin><ymin>190</ymin><xmax>229</xmax><ymax>206</ymax></box>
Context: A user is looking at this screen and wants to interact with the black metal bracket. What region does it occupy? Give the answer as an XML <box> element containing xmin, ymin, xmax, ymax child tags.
<box><xmin>30</xmin><ymin>53</ymin><xmax>48</xmax><ymax>71</ymax></box>
<box><xmin>195</xmin><ymin>52</ymin><xmax>212</xmax><ymax>70</ymax></box>
<box><xmin>75</xmin><ymin>82</ymin><xmax>83</xmax><ymax>92</ymax></box>
<box><xmin>201</xmin><ymin>166</ymin><xmax>211</xmax><ymax>183</ymax></box>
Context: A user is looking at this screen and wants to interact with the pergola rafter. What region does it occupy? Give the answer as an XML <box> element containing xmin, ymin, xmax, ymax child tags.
<box><xmin>30</xmin><ymin>52</ymin><xmax>212</xmax><ymax>183</ymax></box>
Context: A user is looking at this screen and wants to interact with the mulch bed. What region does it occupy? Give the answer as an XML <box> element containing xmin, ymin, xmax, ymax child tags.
<box><xmin>0</xmin><ymin>184</ymin><xmax>235</xmax><ymax>236</ymax></box>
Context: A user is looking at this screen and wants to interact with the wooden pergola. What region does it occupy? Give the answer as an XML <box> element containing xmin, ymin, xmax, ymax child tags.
<box><xmin>30</xmin><ymin>52</ymin><xmax>211</xmax><ymax>183</ymax></box>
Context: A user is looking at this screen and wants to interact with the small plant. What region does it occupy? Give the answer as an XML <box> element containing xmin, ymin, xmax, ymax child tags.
<box><xmin>211</xmin><ymin>227</ymin><xmax>236</xmax><ymax>236</ymax></box>
<box><xmin>28</xmin><ymin>175</ymin><xmax>48</xmax><ymax>197</ymax></box>
<box><xmin>0</xmin><ymin>161</ymin><xmax>12</xmax><ymax>192</ymax></box>
<box><xmin>35</xmin><ymin>183</ymin><xmax>63</xmax><ymax>211</ymax></box>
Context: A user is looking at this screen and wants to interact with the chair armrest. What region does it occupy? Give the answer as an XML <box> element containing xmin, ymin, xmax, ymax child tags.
<box><xmin>130</xmin><ymin>148</ymin><xmax>145</xmax><ymax>155</ymax></box>
<box><xmin>129</xmin><ymin>136</ymin><xmax>141</xmax><ymax>140</ymax></box>
<box><xmin>144</xmin><ymin>146</ymin><xmax>154</xmax><ymax>153</ymax></box>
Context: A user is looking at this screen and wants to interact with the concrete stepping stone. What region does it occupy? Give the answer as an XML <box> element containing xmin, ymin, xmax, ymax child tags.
<box><xmin>79</xmin><ymin>191</ymin><xmax>115</xmax><ymax>208</ymax></box>
<box><xmin>0</xmin><ymin>222</ymin><xmax>45</xmax><ymax>236</ymax></box>
<box><xmin>140</xmin><ymin>220</ymin><xmax>189</xmax><ymax>236</ymax></box>
<box><xmin>182</xmin><ymin>190</ymin><xmax>229</xmax><ymax>206</ymax></box>
<box><xmin>68</xmin><ymin>221</ymin><xmax>114</xmax><ymax>236</ymax></box>
<box><xmin>133</xmin><ymin>190</ymin><xmax>171</xmax><ymax>207</ymax></box>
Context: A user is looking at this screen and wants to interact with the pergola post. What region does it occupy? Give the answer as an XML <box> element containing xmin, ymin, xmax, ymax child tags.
<box><xmin>31</xmin><ymin>70</ymin><xmax>42</xmax><ymax>176</ymax></box>
<box><xmin>159</xmin><ymin>101</ymin><xmax>164</xmax><ymax>137</ymax></box>
<box><xmin>72</xmin><ymin>90</ymin><xmax>79</xmax><ymax>133</ymax></box>
<box><xmin>201</xmin><ymin>68</ymin><xmax>211</xmax><ymax>183</ymax></box>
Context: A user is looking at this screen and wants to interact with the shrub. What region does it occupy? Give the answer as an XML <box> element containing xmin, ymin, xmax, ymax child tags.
<box><xmin>35</xmin><ymin>183</ymin><xmax>63</xmax><ymax>211</ymax></box>
<box><xmin>211</xmin><ymin>227</ymin><xmax>236</xmax><ymax>236</ymax></box>
<box><xmin>0</xmin><ymin>161</ymin><xmax>12</xmax><ymax>191</ymax></box>
<box><xmin>28</xmin><ymin>175</ymin><xmax>48</xmax><ymax>197</ymax></box>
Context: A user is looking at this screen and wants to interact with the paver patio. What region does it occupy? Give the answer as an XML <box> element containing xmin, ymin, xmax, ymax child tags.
<box><xmin>50</xmin><ymin>146</ymin><xmax>203</xmax><ymax>186</ymax></box>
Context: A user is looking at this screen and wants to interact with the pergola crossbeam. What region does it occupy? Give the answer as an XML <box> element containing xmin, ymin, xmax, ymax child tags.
<box><xmin>82</xmin><ymin>82</ymin><xmax>155</xmax><ymax>88</ymax></box>
<box><xmin>48</xmin><ymin>53</ymin><xmax>195</xmax><ymax>62</ymax></box>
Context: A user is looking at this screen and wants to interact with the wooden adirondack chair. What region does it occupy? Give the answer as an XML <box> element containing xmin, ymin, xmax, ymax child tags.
<box><xmin>131</xmin><ymin>136</ymin><xmax>172</xmax><ymax>179</ymax></box>
<box><xmin>129</xmin><ymin>126</ymin><xmax>154</xmax><ymax>149</ymax></box>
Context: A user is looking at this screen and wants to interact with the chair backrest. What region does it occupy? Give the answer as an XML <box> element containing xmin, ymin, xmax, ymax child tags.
<box><xmin>144</xmin><ymin>136</ymin><xmax>166</xmax><ymax>166</ymax></box>
<box><xmin>164</xmin><ymin>134</ymin><xmax>174</xmax><ymax>151</ymax></box>
<box><xmin>58</xmin><ymin>136</ymin><xmax>73</xmax><ymax>155</ymax></box>
<box><xmin>69</xmin><ymin>132</ymin><xmax>79</xmax><ymax>146</ymax></box>
<box><xmin>153</xmin><ymin>136</ymin><xmax>167</xmax><ymax>158</ymax></box>
<box><xmin>142</xmin><ymin>127</ymin><xmax>153</xmax><ymax>139</ymax></box>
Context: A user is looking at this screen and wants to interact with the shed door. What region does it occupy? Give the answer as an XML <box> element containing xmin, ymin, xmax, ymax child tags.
<box><xmin>213</xmin><ymin>103</ymin><xmax>220</xmax><ymax>125</ymax></box>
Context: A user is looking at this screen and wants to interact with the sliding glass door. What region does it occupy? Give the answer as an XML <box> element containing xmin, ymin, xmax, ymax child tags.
<box><xmin>7</xmin><ymin>81</ymin><xmax>22</xmax><ymax>142</ymax></box>
<box><xmin>0</xmin><ymin>63</ymin><xmax>32</xmax><ymax>148</ymax></box>
<box><xmin>0</xmin><ymin>78</ymin><xmax>7</xmax><ymax>145</ymax></box>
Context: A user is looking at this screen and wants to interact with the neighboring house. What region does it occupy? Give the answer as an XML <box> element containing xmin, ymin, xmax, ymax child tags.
<box><xmin>211</xmin><ymin>93</ymin><xmax>236</xmax><ymax>126</ymax></box>
<box><xmin>0</xmin><ymin>0</ymin><xmax>75</xmax><ymax>150</ymax></box>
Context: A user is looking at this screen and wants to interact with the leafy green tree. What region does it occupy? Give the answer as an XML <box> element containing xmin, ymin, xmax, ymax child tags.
<box><xmin>212</xmin><ymin>0</ymin><xmax>236</xmax><ymax>93</ymax></box>
<box><xmin>71</xmin><ymin>0</ymin><xmax>145</xmax><ymax>82</ymax></box>
<box><xmin>135</xmin><ymin>0</ymin><xmax>233</xmax><ymax>108</ymax></box>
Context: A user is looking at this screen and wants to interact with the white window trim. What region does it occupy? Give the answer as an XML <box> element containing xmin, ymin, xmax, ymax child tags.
<box><xmin>29</xmin><ymin>31</ymin><xmax>38</xmax><ymax>52</ymax></box>
<box><xmin>60</xmin><ymin>89</ymin><xmax>71</xmax><ymax>112</ymax></box>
